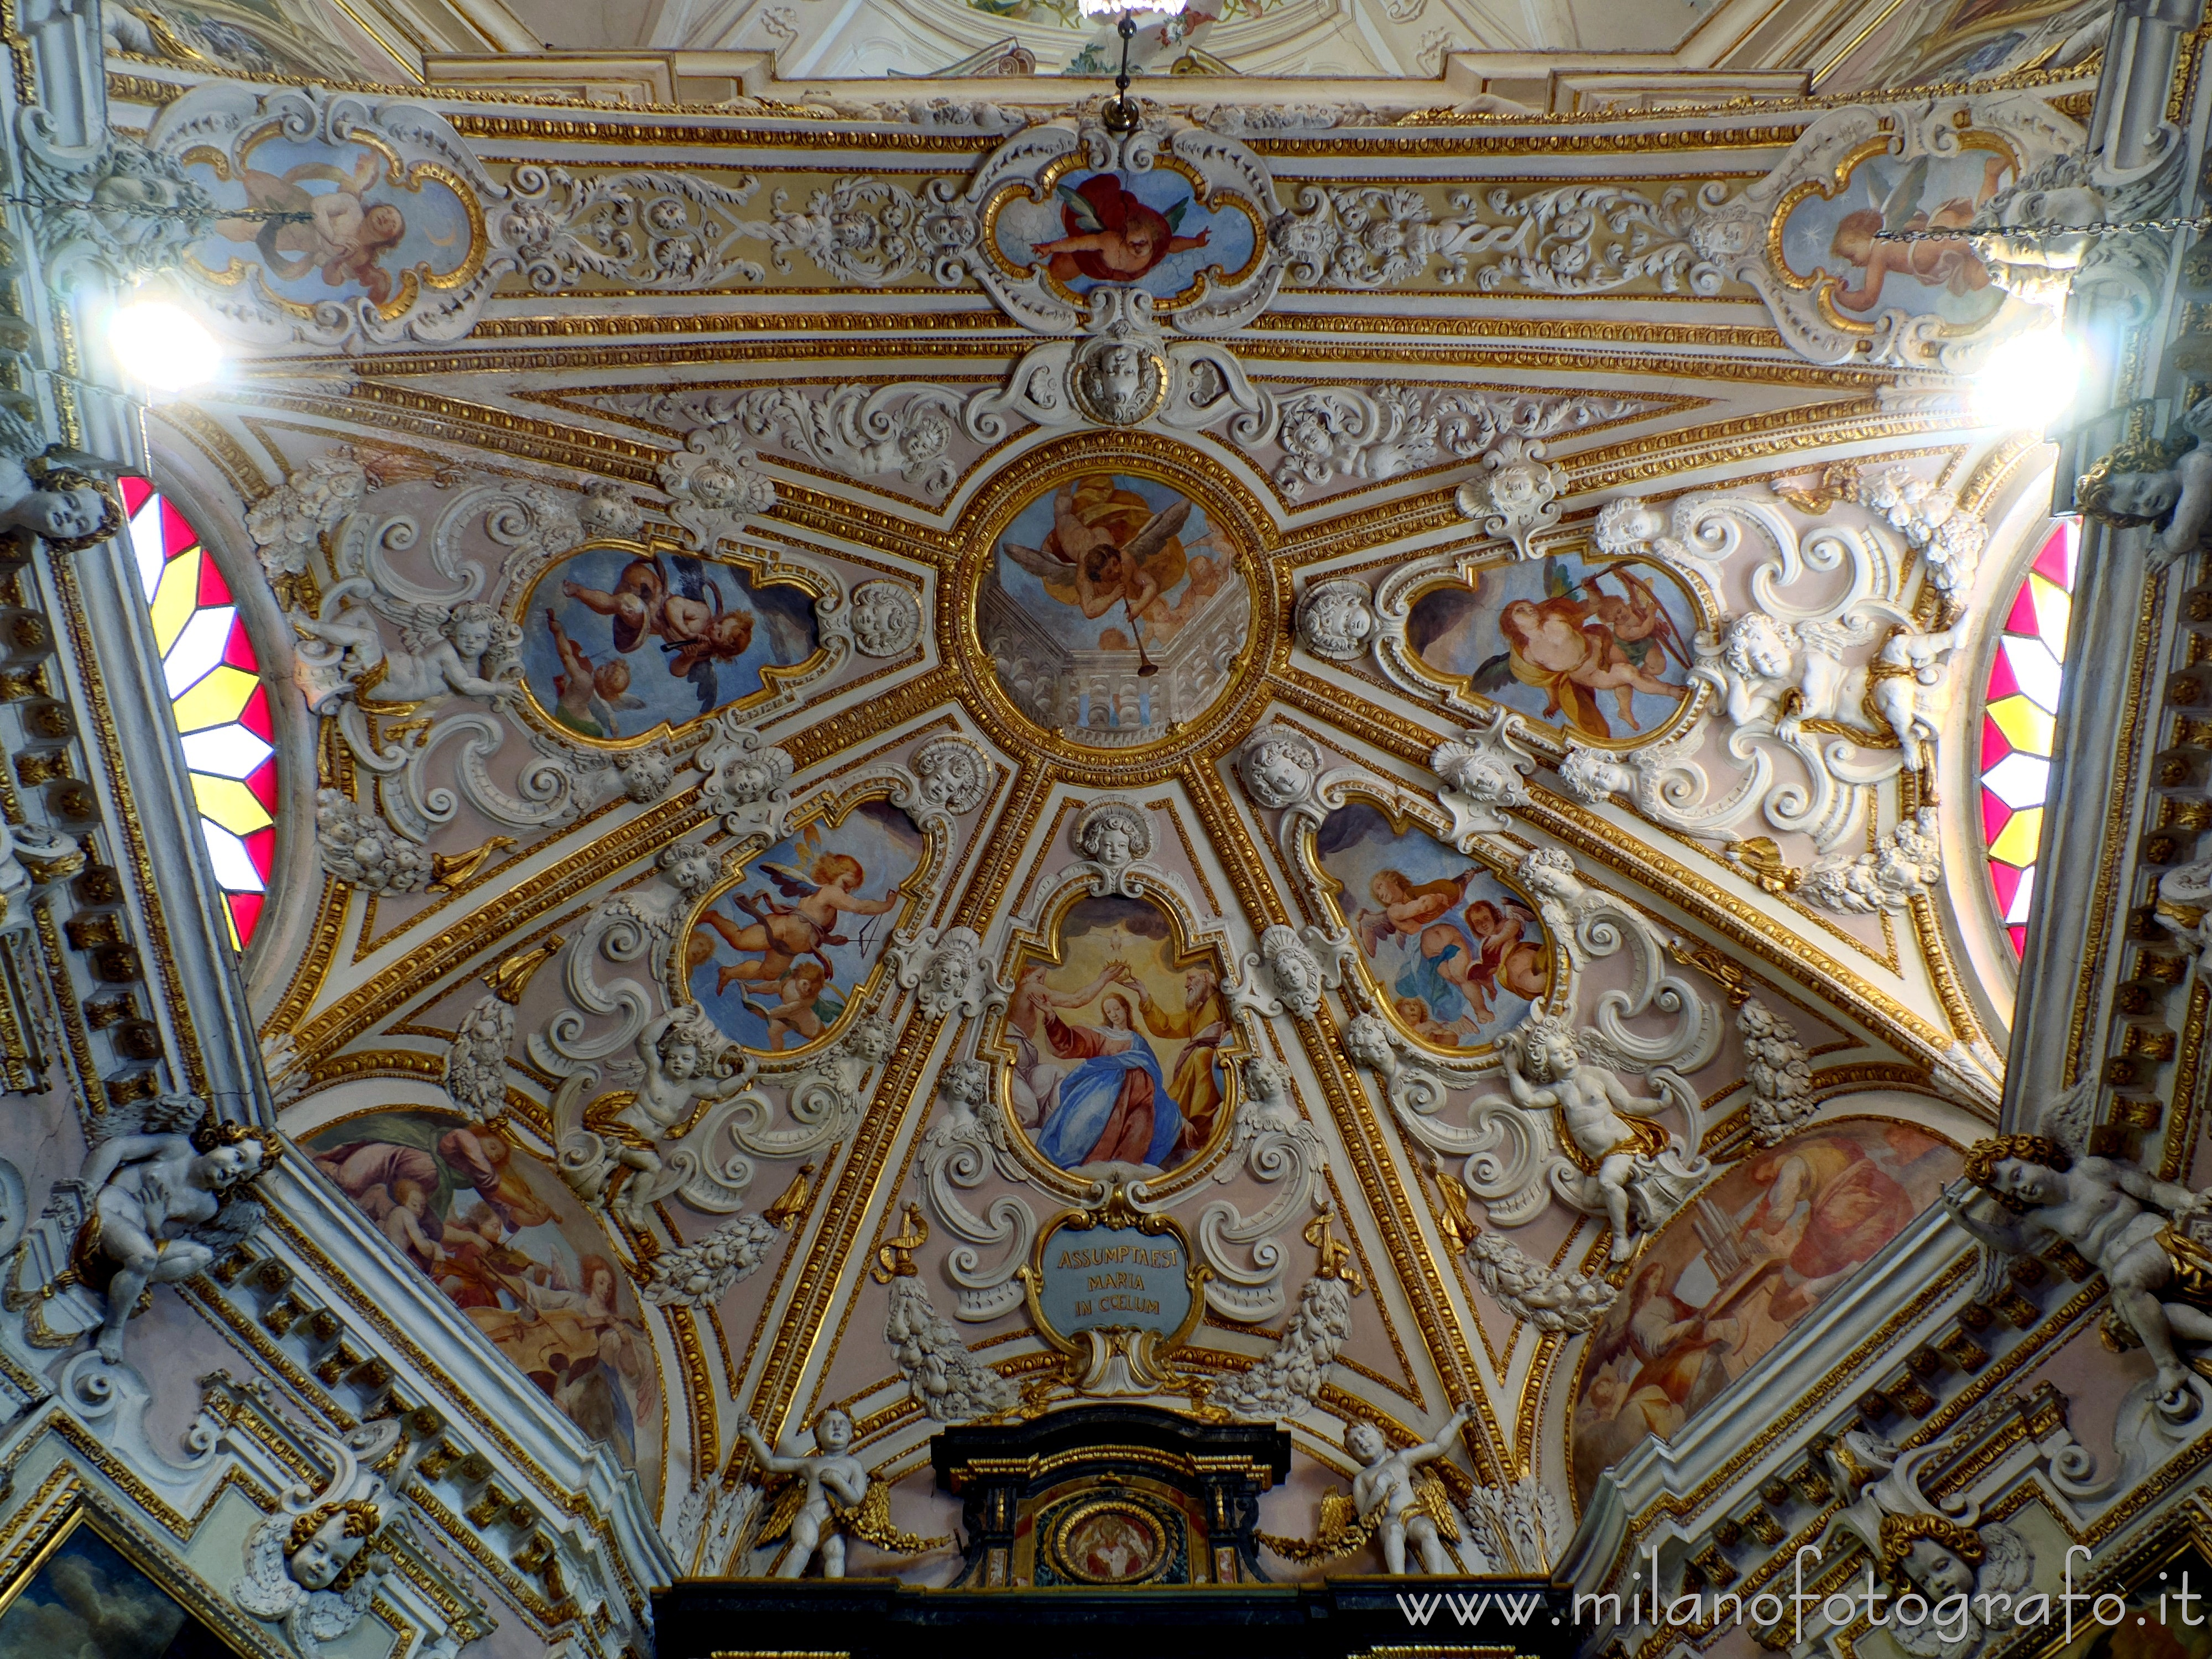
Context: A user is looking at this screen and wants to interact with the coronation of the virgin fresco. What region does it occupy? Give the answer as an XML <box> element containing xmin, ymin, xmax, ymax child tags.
<box><xmin>0</xmin><ymin>7</ymin><xmax>2195</xmax><ymax>1659</ymax></box>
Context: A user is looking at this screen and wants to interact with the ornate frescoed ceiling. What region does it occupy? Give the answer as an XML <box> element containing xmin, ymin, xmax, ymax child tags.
<box><xmin>93</xmin><ymin>22</ymin><xmax>2103</xmax><ymax>1588</ymax></box>
<box><xmin>10</xmin><ymin>1</ymin><xmax>2200</xmax><ymax>1653</ymax></box>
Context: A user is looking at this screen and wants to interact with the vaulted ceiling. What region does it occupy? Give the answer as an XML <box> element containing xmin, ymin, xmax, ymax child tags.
<box><xmin>103</xmin><ymin>0</ymin><xmax>2102</xmax><ymax>1590</ymax></box>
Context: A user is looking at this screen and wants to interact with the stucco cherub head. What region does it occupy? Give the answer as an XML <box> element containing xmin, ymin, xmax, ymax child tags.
<box><xmin>1238</xmin><ymin>729</ymin><xmax>1322</xmax><ymax>811</ymax></box>
<box><xmin>286</xmin><ymin>1499</ymin><xmax>381</xmax><ymax>1592</ymax></box>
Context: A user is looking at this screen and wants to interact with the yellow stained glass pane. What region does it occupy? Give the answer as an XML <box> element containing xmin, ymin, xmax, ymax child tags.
<box><xmin>1987</xmin><ymin>695</ymin><xmax>2055</xmax><ymax>758</ymax></box>
<box><xmin>170</xmin><ymin>666</ymin><xmax>256</xmax><ymax>732</ymax></box>
<box><xmin>221</xmin><ymin>902</ymin><xmax>241</xmax><ymax>951</ymax></box>
<box><xmin>1989</xmin><ymin>805</ymin><xmax>2043</xmax><ymax>867</ymax></box>
<box><xmin>191</xmin><ymin>773</ymin><xmax>273</xmax><ymax>836</ymax></box>
<box><xmin>148</xmin><ymin>548</ymin><xmax>200</xmax><ymax>655</ymax></box>
<box><xmin>2029</xmin><ymin>572</ymin><xmax>2070</xmax><ymax>660</ymax></box>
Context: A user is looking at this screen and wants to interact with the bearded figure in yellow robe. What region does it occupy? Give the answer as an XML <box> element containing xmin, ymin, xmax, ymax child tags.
<box><xmin>1119</xmin><ymin>964</ymin><xmax>1229</xmax><ymax>1163</ymax></box>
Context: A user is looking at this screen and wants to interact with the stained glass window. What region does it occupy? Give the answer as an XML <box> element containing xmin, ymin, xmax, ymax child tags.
<box><xmin>1979</xmin><ymin>519</ymin><xmax>2077</xmax><ymax>958</ymax></box>
<box><xmin>122</xmin><ymin>478</ymin><xmax>274</xmax><ymax>950</ymax></box>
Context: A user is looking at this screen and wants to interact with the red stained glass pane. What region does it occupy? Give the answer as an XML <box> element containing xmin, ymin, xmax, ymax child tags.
<box><xmin>222</xmin><ymin>616</ymin><xmax>257</xmax><ymax>672</ymax></box>
<box><xmin>1986</xmin><ymin>858</ymin><xmax>2022</xmax><ymax>919</ymax></box>
<box><xmin>227</xmin><ymin>891</ymin><xmax>263</xmax><ymax>945</ymax></box>
<box><xmin>244</xmin><ymin>825</ymin><xmax>276</xmax><ymax>880</ymax></box>
<box><xmin>198</xmin><ymin>557</ymin><xmax>231</xmax><ymax>607</ymax></box>
<box><xmin>1980</xmin><ymin>712</ymin><xmax>2011</xmax><ymax>768</ymax></box>
<box><xmin>2032</xmin><ymin>522</ymin><xmax>2074</xmax><ymax>587</ymax></box>
<box><xmin>244</xmin><ymin>758</ymin><xmax>278</xmax><ymax>813</ymax></box>
<box><xmin>1981</xmin><ymin>792</ymin><xmax>2012</xmax><ymax>847</ymax></box>
<box><xmin>2004</xmin><ymin>582</ymin><xmax>2039</xmax><ymax>637</ymax></box>
<box><xmin>118</xmin><ymin>476</ymin><xmax>153</xmax><ymax>514</ymax></box>
<box><xmin>160</xmin><ymin>498</ymin><xmax>197</xmax><ymax>559</ymax></box>
<box><xmin>239</xmin><ymin>684</ymin><xmax>272</xmax><ymax>742</ymax></box>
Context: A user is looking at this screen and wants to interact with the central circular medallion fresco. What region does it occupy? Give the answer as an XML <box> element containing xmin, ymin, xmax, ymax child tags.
<box><xmin>966</xmin><ymin>444</ymin><xmax>1261</xmax><ymax>759</ymax></box>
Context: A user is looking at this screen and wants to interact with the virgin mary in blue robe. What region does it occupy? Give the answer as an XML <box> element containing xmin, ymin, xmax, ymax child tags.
<box><xmin>1035</xmin><ymin>999</ymin><xmax>1180</xmax><ymax>1168</ymax></box>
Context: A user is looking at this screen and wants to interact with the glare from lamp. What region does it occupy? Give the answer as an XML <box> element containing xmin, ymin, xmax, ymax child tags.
<box><xmin>107</xmin><ymin>299</ymin><xmax>221</xmax><ymax>393</ymax></box>
<box><xmin>1970</xmin><ymin>328</ymin><xmax>2081</xmax><ymax>434</ymax></box>
<box><xmin>1076</xmin><ymin>0</ymin><xmax>1189</xmax><ymax>14</ymax></box>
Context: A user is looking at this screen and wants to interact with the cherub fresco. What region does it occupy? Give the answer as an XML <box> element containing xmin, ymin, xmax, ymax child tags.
<box><xmin>686</xmin><ymin>802</ymin><xmax>924</xmax><ymax>1053</ymax></box>
<box><xmin>215</xmin><ymin>148</ymin><xmax>406</xmax><ymax>304</ymax></box>
<box><xmin>1777</xmin><ymin>150</ymin><xmax>2016</xmax><ymax>326</ymax></box>
<box><xmin>1317</xmin><ymin>803</ymin><xmax>1550</xmax><ymax>1050</ymax></box>
<box><xmin>1406</xmin><ymin>555</ymin><xmax>1699</xmax><ymax>745</ymax></box>
<box><xmin>523</xmin><ymin>547</ymin><xmax>818</xmax><ymax>738</ymax></box>
<box><xmin>1004</xmin><ymin>895</ymin><xmax>1235</xmax><ymax>1175</ymax></box>
<box><xmin>1033</xmin><ymin>174</ymin><xmax>1209</xmax><ymax>285</ymax></box>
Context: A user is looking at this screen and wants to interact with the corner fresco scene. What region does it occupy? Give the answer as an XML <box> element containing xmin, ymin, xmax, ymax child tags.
<box><xmin>1005</xmin><ymin>893</ymin><xmax>1234</xmax><ymax>1176</ymax></box>
<box><xmin>523</xmin><ymin>547</ymin><xmax>820</xmax><ymax>739</ymax></box>
<box><xmin>685</xmin><ymin>800</ymin><xmax>926</xmax><ymax>1052</ymax></box>
<box><xmin>306</xmin><ymin>1111</ymin><xmax>661</xmax><ymax>1501</ymax></box>
<box><xmin>1313</xmin><ymin>803</ymin><xmax>1550</xmax><ymax>1051</ymax></box>
<box><xmin>1570</xmin><ymin>1121</ymin><xmax>1959</xmax><ymax>1503</ymax></box>
<box><xmin>1404</xmin><ymin>555</ymin><xmax>1697</xmax><ymax>744</ymax></box>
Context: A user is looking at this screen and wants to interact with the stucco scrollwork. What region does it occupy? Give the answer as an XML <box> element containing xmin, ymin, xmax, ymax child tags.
<box><xmin>918</xmin><ymin>1059</ymin><xmax>1035</xmax><ymax>1322</ymax></box>
<box><xmin>890</xmin><ymin>925</ymin><xmax>1007</xmax><ymax>1020</ymax></box>
<box><xmin>1191</xmin><ymin>1052</ymin><xmax>1328</xmax><ymax>1322</ymax></box>
<box><xmin>1454</xmin><ymin>436</ymin><xmax>1566</xmax><ymax>559</ymax></box>
<box><xmin>875</xmin><ymin>1204</ymin><xmax>1020</xmax><ymax>1422</ymax></box>
<box><xmin>608</xmin><ymin>384</ymin><xmax>964</xmax><ymax>501</ymax></box>
<box><xmin>695</xmin><ymin>714</ymin><xmax>796</xmax><ymax>840</ymax></box>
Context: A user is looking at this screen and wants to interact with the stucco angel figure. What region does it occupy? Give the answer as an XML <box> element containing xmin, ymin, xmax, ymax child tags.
<box><xmin>233</xmin><ymin>1417</ymin><xmax>397</xmax><ymax>1658</ymax></box>
<box><xmin>60</xmin><ymin>1108</ymin><xmax>281</xmax><ymax>1362</ymax></box>
<box><xmin>2078</xmin><ymin>396</ymin><xmax>2212</xmax><ymax>562</ymax></box>
<box><xmin>0</xmin><ymin>409</ymin><xmax>122</xmax><ymax>551</ymax></box>
<box><xmin>1820</xmin><ymin>1428</ymin><xmax>2031</xmax><ymax>1659</ymax></box>
<box><xmin>738</xmin><ymin>1407</ymin><xmax>947</xmax><ymax>1577</ymax></box>
<box><xmin>557</xmin><ymin>1008</ymin><xmax>749</xmax><ymax>1224</ymax></box>
<box><xmin>1497</xmin><ymin>1015</ymin><xmax>1704</xmax><ymax>1262</ymax></box>
<box><xmin>1262</xmin><ymin>1409</ymin><xmax>1475</xmax><ymax>1575</ymax></box>
<box><xmin>290</xmin><ymin>576</ymin><xmax>521</xmax><ymax>709</ymax></box>
<box><xmin>1944</xmin><ymin>1081</ymin><xmax>2212</xmax><ymax>1404</ymax></box>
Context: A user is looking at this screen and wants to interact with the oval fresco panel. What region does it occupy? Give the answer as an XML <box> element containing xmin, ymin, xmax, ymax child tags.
<box><xmin>1313</xmin><ymin>802</ymin><xmax>1551</xmax><ymax>1053</ymax></box>
<box><xmin>1405</xmin><ymin>554</ymin><xmax>1699</xmax><ymax>748</ymax></box>
<box><xmin>993</xmin><ymin>168</ymin><xmax>1259</xmax><ymax>306</ymax></box>
<box><xmin>184</xmin><ymin>132</ymin><xmax>482</xmax><ymax>316</ymax></box>
<box><xmin>1003</xmin><ymin>892</ymin><xmax>1238</xmax><ymax>1178</ymax></box>
<box><xmin>682</xmin><ymin>797</ymin><xmax>926</xmax><ymax>1054</ymax></box>
<box><xmin>521</xmin><ymin>545</ymin><xmax>821</xmax><ymax>743</ymax></box>
<box><xmin>1778</xmin><ymin>147</ymin><xmax>2016</xmax><ymax>330</ymax></box>
<box><xmin>982</xmin><ymin>470</ymin><xmax>1250</xmax><ymax>747</ymax></box>
<box><xmin>305</xmin><ymin>1109</ymin><xmax>662</xmax><ymax>1504</ymax></box>
<box><xmin>1568</xmin><ymin>1119</ymin><xmax>1961</xmax><ymax>1507</ymax></box>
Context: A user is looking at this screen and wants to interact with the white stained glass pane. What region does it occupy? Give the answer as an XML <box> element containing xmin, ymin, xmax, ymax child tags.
<box><xmin>180</xmin><ymin>722</ymin><xmax>272</xmax><ymax>779</ymax></box>
<box><xmin>2005</xmin><ymin>863</ymin><xmax>2037</xmax><ymax>924</ymax></box>
<box><xmin>1980</xmin><ymin>752</ymin><xmax>2051</xmax><ymax>812</ymax></box>
<box><xmin>199</xmin><ymin>818</ymin><xmax>265</xmax><ymax>893</ymax></box>
<box><xmin>129</xmin><ymin>497</ymin><xmax>165</xmax><ymax>601</ymax></box>
<box><xmin>2001</xmin><ymin>633</ymin><xmax>2064</xmax><ymax>714</ymax></box>
<box><xmin>162</xmin><ymin>606</ymin><xmax>236</xmax><ymax>696</ymax></box>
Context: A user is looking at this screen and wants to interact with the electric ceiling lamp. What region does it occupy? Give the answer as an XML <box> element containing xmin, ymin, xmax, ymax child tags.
<box><xmin>1077</xmin><ymin>0</ymin><xmax>1191</xmax><ymax>135</ymax></box>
